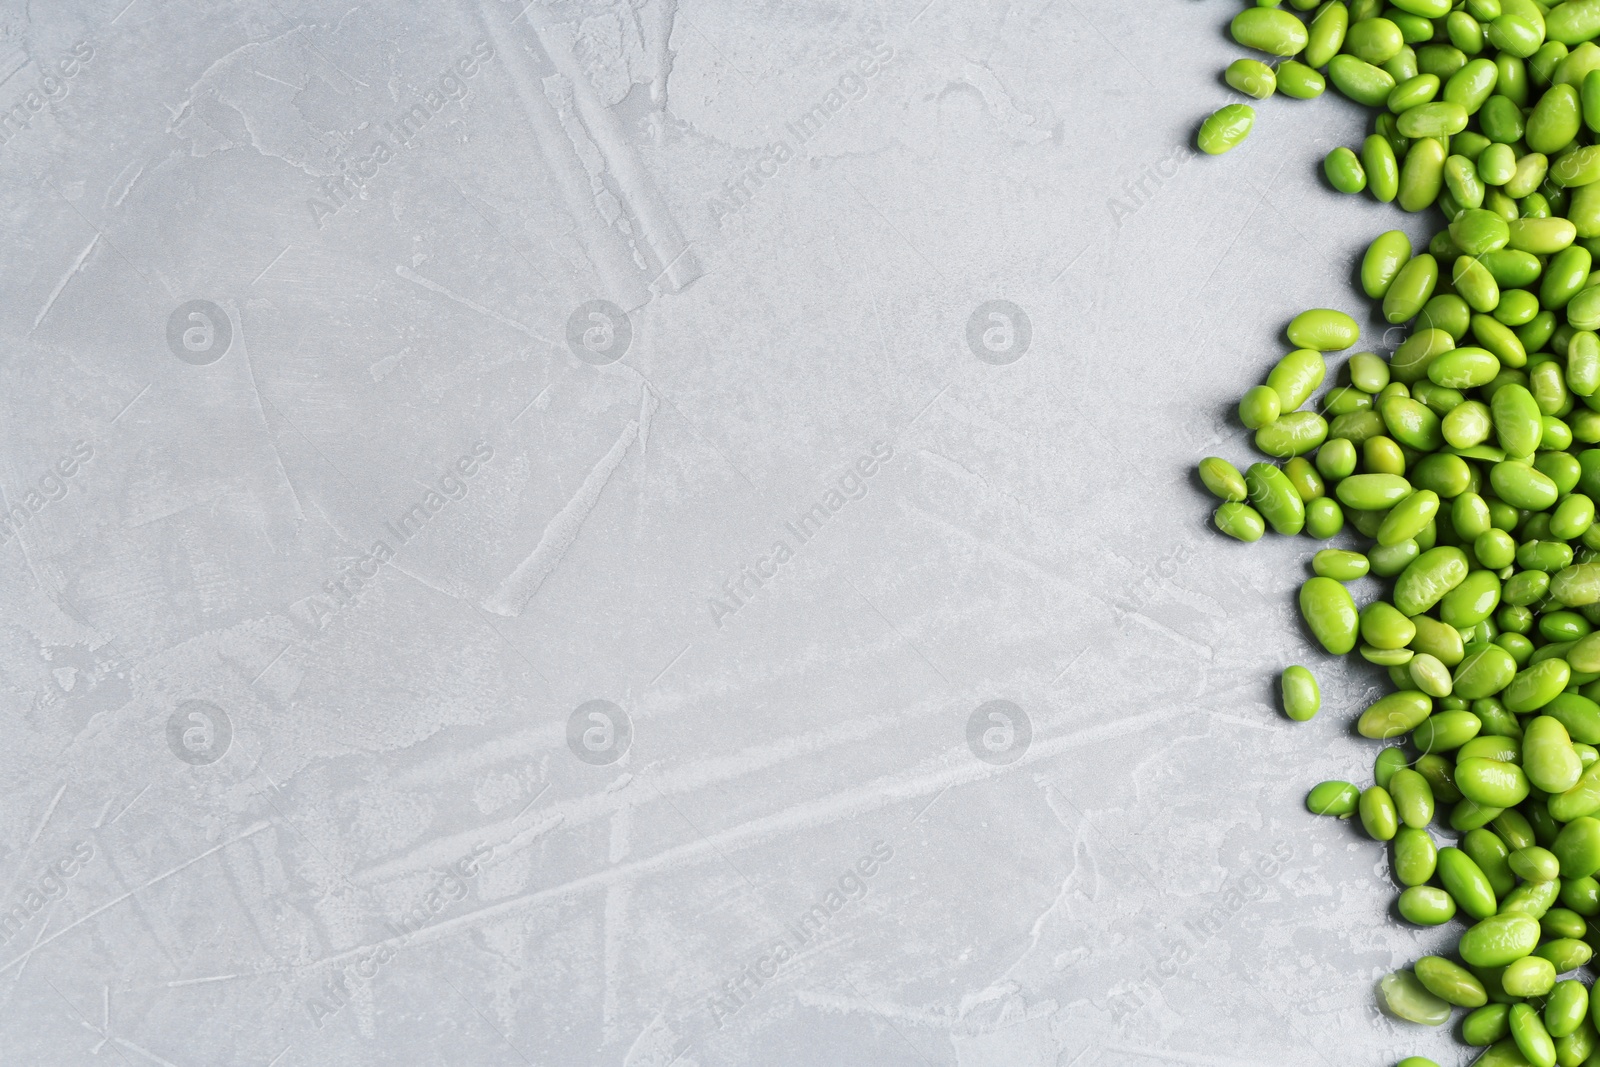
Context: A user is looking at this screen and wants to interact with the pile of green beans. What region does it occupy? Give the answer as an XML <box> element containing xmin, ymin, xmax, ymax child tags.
<box><xmin>1197</xmin><ymin>2</ymin><xmax>1600</xmax><ymax>1064</ymax></box>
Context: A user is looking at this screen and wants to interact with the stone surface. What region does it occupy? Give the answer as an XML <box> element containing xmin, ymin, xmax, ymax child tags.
<box><xmin>0</xmin><ymin>1</ymin><xmax>1450</xmax><ymax>1063</ymax></box>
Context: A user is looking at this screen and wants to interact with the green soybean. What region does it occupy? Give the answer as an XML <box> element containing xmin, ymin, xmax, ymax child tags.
<box><xmin>1225</xmin><ymin>58</ymin><xmax>1277</xmax><ymax>99</ymax></box>
<box><xmin>1281</xmin><ymin>664</ymin><xmax>1320</xmax><ymax>720</ymax></box>
<box><xmin>1379</xmin><ymin>969</ymin><xmax>1452</xmax><ymax>1025</ymax></box>
<box><xmin>1307</xmin><ymin>779</ymin><xmax>1360</xmax><ymax>816</ymax></box>
<box><xmin>1231</xmin><ymin>8</ymin><xmax>1311</xmax><ymax>55</ymax></box>
<box><xmin>1247</xmin><ymin>462</ymin><xmax>1306</xmax><ymax>533</ymax></box>
<box><xmin>1399</xmin><ymin>884</ymin><xmax>1457</xmax><ymax>925</ymax></box>
<box><xmin>1362</xmin><ymin>133</ymin><xmax>1400</xmax><ymax>200</ymax></box>
<box><xmin>1214</xmin><ymin>501</ymin><xmax>1266</xmax><ymax>541</ymax></box>
<box><xmin>1399</xmin><ymin>136</ymin><xmax>1448</xmax><ymax>211</ymax></box>
<box><xmin>1360</xmin><ymin>785</ymin><xmax>1399</xmax><ymax>840</ymax></box>
<box><xmin>1199</xmin><ymin>104</ymin><xmax>1256</xmax><ymax>155</ymax></box>
<box><xmin>1460</xmin><ymin>911</ymin><xmax>1542</xmax><ymax>967</ymax></box>
<box><xmin>1324</xmin><ymin>146</ymin><xmax>1367</xmax><ymax>192</ymax></box>
<box><xmin>1287</xmin><ymin>308</ymin><xmax>1360</xmax><ymax>351</ymax></box>
<box><xmin>1300</xmin><ymin>576</ymin><xmax>1359</xmax><ymax>653</ymax></box>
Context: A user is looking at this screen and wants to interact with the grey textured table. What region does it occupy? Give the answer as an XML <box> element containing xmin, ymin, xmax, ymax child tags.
<box><xmin>0</xmin><ymin>1</ymin><xmax>1460</xmax><ymax>1064</ymax></box>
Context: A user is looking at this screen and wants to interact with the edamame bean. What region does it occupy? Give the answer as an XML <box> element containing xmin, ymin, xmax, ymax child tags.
<box><xmin>1394</xmin><ymin>824</ymin><xmax>1439</xmax><ymax>885</ymax></box>
<box><xmin>1503</xmin><ymin>658</ymin><xmax>1574</xmax><ymax>712</ymax></box>
<box><xmin>1361</xmin><ymin>785</ymin><xmax>1399</xmax><ymax>839</ymax></box>
<box><xmin>1455</xmin><ymin>643</ymin><xmax>1520</xmax><ymax>698</ymax></box>
<box><xmin>1552</xmin><ymin>815</ymin><xmax>1600</xmax><ymax>877</ymax></box>
<box><xmin>1525</xmin><ymin>714</ymin><xmax>1584</xmax><ymax>791</ymax></box>
<box><xmin>1380</xmin><ymin>969</ymin><xmax>1452</xmax><ymax>1026</ymax></box>
<box><xmin>1457</xmin><ymin>757</ymin><xmax>1532</xmax><ymax>806</ymax></box>
<box><xmin>1509</xmin><ymin>216</ymin><xmax>1579</xmax><ymax>252</ymax></box>
<box><xmin>1551</xmin><ymin>562</ymin><xmax>1600</xmax><ymax>606</ymax></box>
<box><xmin>1287</xmin><ymin>308</ymin><xmax>1360</xmax><ymax>350</ymax></box>
<box><xmin>1399</xmin><ymin>100</ymin><xmax>1470</xmax><ymax>138</ymax></box>
<box><xmin>1363</xmin><ymin>133</ymin><xmax>1400</xmax><ymax>200</ymax></box>
<box><xmin>1312</xmin><ymin>549</ymin><xmax>1368</xmax><ymax>581</ymax></box>
<box><xmin>1257</xmin><ymin>411</ymin><xmax>1330</xmax><ymax>456</ymax></box>
<box><xmin>1441</xmin><ymin>846</ymin><xmax>1501</xmax><ymax>919</ymax></box>
<box><xmin>1464</xmin><ymin>1003</ymin><xmax>1513</xmax><ymax>1046</ymax></box>
<box><xmin>1455</xmin><ymin>253</ymin><xmax>1502</xmax><ymax>313</ymax></box>
<box><xmin>1551</xmin><ymin>762</ymin><xmax>1600</xmax><ymax>820</ymax></box>
<box><xmin>1453</xmin><ymin>208</ymin><xmax>1514</xmax><ymax>254</ymax></box>
<box><xmin>1399</xmin><ymin>884</ymin><xmax>1458</xmax><ymax>925</ymax></box>
<box><xmin>1548</xmin><ymin>0</ymin><xmax>1600</xmax><ymax>46</ymax></box>
<box><xmin>1247</xmin><ymin>462</ymin><xmax>1307</xmax><ymax>534</ymax></box>
<box><xmin>1508</xmin><ymin>1007</ymin><xmax>1557</xmax><ymax>1067</ymax></box>
<box><xmin>1499</xmin><ymin>878</ymin><xmax>1560</xmax><ymax>919</ymax></box>
<box><xmin>1214</xmin><ymin>501</ymin><xmax>1266</xmax><ymax>541</ymax></box>
<box><xmin>1388</xmin><ymin>768</ymin><xmax>1434</xmax><ymax>829</ymax></box>
<box><xmin>1239</xmin><ymin>386</ymin><xmax>1280</xmax><ymax>429</ymax></box>
<box><xmin>1316</xmin><ymin>437</ymin><xmax>1358</xmax><ymax>480</ymax></box>
<box><xmin>1361</xmin><ymin>232</ymin><xmax>1412</xmax><ymax>299</ymax></box>
<box><xmin>1337</xmin><ymin>473</ymin><xmax>1413</xmax><ymax>509</ymax></box>
<box><xmin>1384</xmin><ymin>253</ymin><xmax>1440</xmax><ymax>322</ymax></box>
<box><xmin>1199</xmin><ymin>104</ymin><xmax>1256</xmax><ymax>155</ymax></box>
<box><xmin>1301</xmin><ymin>576</ymin><xmax>1359</xmax><ymax>653</ymax></box>
<box><xmin>1231</xmin><ymin>7</ymin><xmax>1311</xmax><ymax>55</ymax></box>
<box><xmin>1417</xmin><ymin>953</ymin><xmax>1490</xmax><ymax>1006</ymax></box>
<box><xmin>1529</xmin><ymin>83</ymin><xmax>1584</xmax><ymax>153</ymax></box>
<box><xmin>1466</xmin><ymin>826</ymin><xmax>1518</xmax><ymax>896</ymax></box>
<box><xmin>1480</xmin><ymin>142</ymin><xmax>1518</xmax><ymax>188</ymax></box>
<box><xmin>1430</xmin><ymin>348</ymin><xmax>1502</xmax><ymax>389</ymax></box>
<box><xmin>1199</xmin><ymin>458</ymin><xmax>1248</xmax><ymax>501</ymax></box>
<box><xmin>1281</xmin><ymin>664</ymin><xmax>1320</xmax><ymax>720</ymax></box>
<box><xmin>1332</xmin><ymin>53</ymin><xmax>1399</xmax><ymax>106</ymax></box>
<box><xmin>1304</xmin><ymin>1</ymin><xmax>1349</xmax><ymax>67</ymax></box>
<box><xmin>1459</xmin><ymin>912</ymin><xmax>1541</xmax><ymax>967</ymax></box>
<box><xmin>1544</xmin><ymin>980</ymin><xmax>1587</xmax><ymax>1038</ymax></box>
<box><xmin>1399</xmin><ymin>136</ymin><xmax>1448</xmax><ymax>211</ymax></box>
<box><xmin>1324</xmin><ymin>146</ymin><xmax>1367</xmax><ymax>192</ymax></box>
<box><xmin>1226</xmin><ymin>58</ymin><xmax>1277</xmax><ymax>99</ymax></box>
<box><xmin>1307</xmin><ymin>779</ymin><xmax>1361</xmax><ymax>816</ymax></box>
<box><xmin>1395</xmin><ymin>545</ymin><xmax>1470</xmax><ymax>614</ymax></box>
<box><xmin>1507</xmin><ymin>961</ymin><xmax>1558</xmax><ymax>1007</ymax></box>
<box><xmin>1358</xmin><ymin>690</ymin><xmax>1434</xmax><ymax>738</ymax></box>
<box><xmin>1267</xmin><ymin>348</ymin><xmax>1328</xmax><ymax>410</ymax></box>
<box><xmin>1409</xmin><ymin>652</ymin><xmax>1455</xmax><ymax>697</ymax></box>
<box><xmin>1476</xmin><ymin>316</ymin><xmax>1529</xmax><ymax>372</ymax></box>
<box><xmin>1491</xmin><ymin>460</ymin><xmax>1560</xmax><ymax>509</ymax></box>
<box><xmin>1568</xmin><ymin>330</ymin><xmax>1600</xmax><ymax>394</ymax></box>
<box><xmin>1510</xmin><ymin>845</ymin><xmax>1564</xmax><ymax>882</ymax></box>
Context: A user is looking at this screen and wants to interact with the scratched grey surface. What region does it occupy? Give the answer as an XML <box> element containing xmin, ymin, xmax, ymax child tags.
<box><xmin>0</xmin><ymin>1</ymin><xmax>1471</xmax><ymax>1065</ymax></box>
